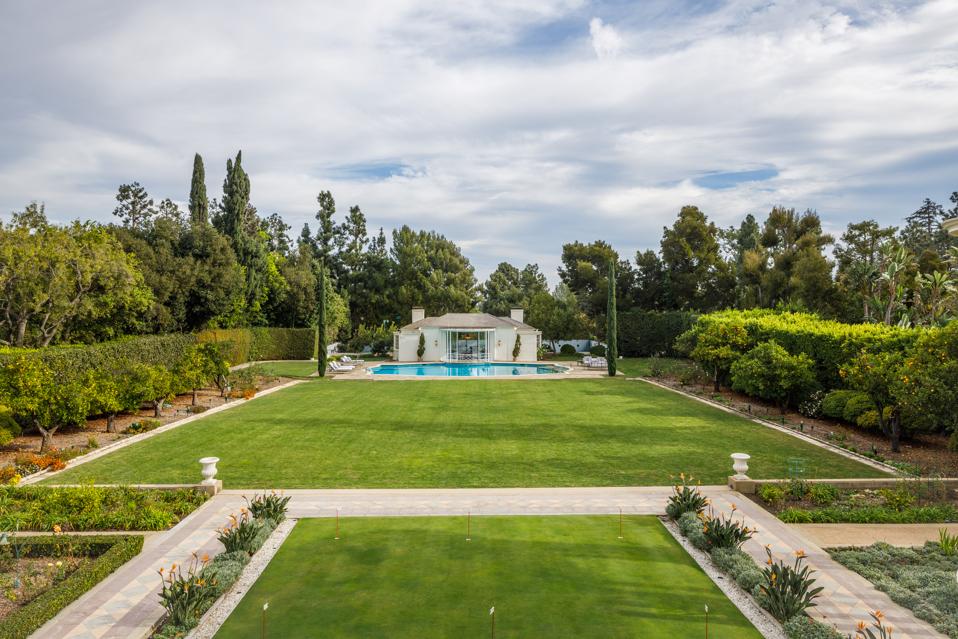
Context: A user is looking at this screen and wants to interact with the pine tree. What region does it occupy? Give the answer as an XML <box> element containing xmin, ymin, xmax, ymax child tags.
<box><xmin>606</xmin><ymin>260</ymin><xmax>618</xmax><ymax>377</ymax></box>
<box><xmin>317</xmin><ymin>259</ymin><xmax>327</xmax><ymax>377</ymax></box>
<box><xmin>113</xmin><ymin>182</ymin><xmax>156</xmax><ymax>230</ymax></box>
<box><xmin>189</xmin><ymin>153</ymin><xmax>208</xmax><ymax>225</ymax></box>
<box><xmin>315</xmin><ymin>190</ymin><xmax>337</xmax><ymax>260</ymax></box>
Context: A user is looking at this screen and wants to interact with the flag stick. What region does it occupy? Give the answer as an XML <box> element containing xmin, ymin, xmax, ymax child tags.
<box><xmin>618</xmin><ymin>508</ymin><xmax>623</xmax><ymax>539</ymax></box>
<box><xmin>490</xmin><ymin>606</ymin><xmax>495</xmax><ymax>639</ymax></box>
<box><xmin>705</xmin><ymin>603</ymin><xmax>709</xmax><ymax>639</ymax></box>
<box><xmin>335</xmin><ymin>509</ymin><xmax>339</xmax><ymax>540</ymax></box>
<box><xmin>467</xmin><ymin>511</ymin><xmax>471</xmax><ymax>541</ymax></box>
<box><xmin>262</xmin><ymin>602</ymin><xmax>268</xmax><ymax>639</ymax></box>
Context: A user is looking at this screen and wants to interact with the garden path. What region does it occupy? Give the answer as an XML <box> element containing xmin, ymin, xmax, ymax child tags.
<box><xmin>32</xmin><ymin>486</ymin><xmax>945</xmax><ymax>639</ymax></box>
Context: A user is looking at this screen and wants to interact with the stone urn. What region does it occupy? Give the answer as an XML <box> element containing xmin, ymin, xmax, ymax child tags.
<box><xmin>199</xmin><ymin>457</ymin><xmax>220</xmax><ymax>485</ymax></box>
<box><xmin>731</xmin><ymin>453</ymin><xmax>751</xmax><ymax>479</ymax></box>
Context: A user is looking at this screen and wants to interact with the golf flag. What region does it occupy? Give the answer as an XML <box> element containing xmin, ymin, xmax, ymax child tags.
<box><xmin>704</xmin><ymin>604</ymin><xmax>709</xmax><ymax>614</ymax></box>
<box><xmin>263</xmin><ymin>602</ymin><xmax>269</xmax><ymax>611</ymax></box>
<box><xmin>490</xmin><ymin>606</ymin><xmax>495</xmax><ymax>615</ymax></box>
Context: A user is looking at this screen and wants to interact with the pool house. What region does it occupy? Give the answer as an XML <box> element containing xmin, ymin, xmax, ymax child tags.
<box><xmin>393</xmin><ymin>308</ymin><xmax>542</xmax><ymax>362</ymax></box>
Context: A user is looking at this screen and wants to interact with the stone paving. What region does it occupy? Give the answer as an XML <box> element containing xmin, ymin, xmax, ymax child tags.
<box><xmin>33</xmin><ymin>486</ymin><xmax>946</xmax><ymax>639</ymax></box>
<box><xmin>793</xmin><ymin>522</ymin><xmax>958</xmax><ymax>548</ymax></box>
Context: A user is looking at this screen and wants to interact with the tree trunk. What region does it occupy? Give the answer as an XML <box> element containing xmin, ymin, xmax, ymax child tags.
<box><xmin>192</xmin><ymin>388</ymin><xmax>198</xmax><ymax>406</ymax></box>
<box><xmin>713</xmin><ymin>366</ymin><xmax>720</xmax><ymax>393</ymax></box>
<box><xmin>107</xmin><ymin>413</ymin><xmax>116</xmax><ymax>433</ymax></box>
<box><xmin>15</xmin><ymin>318</ymin><xmax>27</xmax><ymax>347</ymax></box>
<box><xmin>154</xmin><ymin>400</ymin><xmax>162</xmax><ymax>418</ymax></box>
<box><xmin>38</xmin><ymin>425</ymin><xmax>57</xmax><ymax>452</ymax></box>
<box><xmin>890</xmin><ymin>417</ymin><xmax>901</xmax><ymax>453</ymax></box>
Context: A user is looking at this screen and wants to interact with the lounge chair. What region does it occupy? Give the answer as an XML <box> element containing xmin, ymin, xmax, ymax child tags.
<box><xmin>341</xmin><ymin>355</ymin><xmax>365</xmax><ymax>364</ymax></box>
<box><xmin>328</xmin><ymin>361</ymin><xmax>355</xmax><ymax>373</ymax></box>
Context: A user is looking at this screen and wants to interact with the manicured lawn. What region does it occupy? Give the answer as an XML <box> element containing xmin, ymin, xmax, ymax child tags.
<box><xmin>256</xmin><ymin>360</ymin><xmax>318</xmax><ymax>377</ymax></box>
<box><xmin>47</xmin><ymin>377</ymin><xmax>885</xmax><ymax>488</ymax></box>
<box><xmin>214</xmin><ymin>516</ymin><xmax>763</xmax><ymax>638</ymax></box>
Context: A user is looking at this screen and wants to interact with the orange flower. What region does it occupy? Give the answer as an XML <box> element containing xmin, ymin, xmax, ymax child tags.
<box><xmin>873</xmin><ymin>610</ymin><xmax>884</xmax><ymax>620</ymax></box>
<box><xmin>857</xmin><ymin>621</ymin><xmax>866</xmax><ymax>630</ymax></box>
<box><xmin>52</xmin><ymin>524</ymin><xmax>62</xmax><ymax>534</ymax></box>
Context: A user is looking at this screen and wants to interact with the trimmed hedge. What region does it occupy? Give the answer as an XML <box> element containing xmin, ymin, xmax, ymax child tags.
<box><xmin>778</xmin><ymin>504</ymin><xmax>958</xmax><ymax>524</ymax></box>
<box><xmin>686</xmin><ymin>310</ymin><xmax>918</xmax><ymax>388</ymax></box>
<box><xmin>0</xmin><ymin>534</ymin><xmax>143</xmax><ymax>639</ymax></box>
<box><xmin>196</xmin><ymin>327</ymin><xmax>315</xmax><ymax>364</ymax></box>
<box><xmin>619</xmin><ymin>310</ymin><xmax>696</xmax><ymax>357</ymax></box>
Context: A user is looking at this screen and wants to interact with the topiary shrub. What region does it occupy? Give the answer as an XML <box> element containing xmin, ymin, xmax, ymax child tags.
<box><xmin>842</xmin><ymin>393</ymin><xmax>876</xmax><ymax>424</ymax></box>
<box><xmin>559</xmin><ymin>344</ymin><xmax>577</xmax><ymax>355</ymax></box>
<box><xmin>589</xmin><ymin>344</ymin><xmax>606</xmax><ymax>356</ymax></box>
<box><xmin>821</xmin><ymin>390</ymin><xmax>858</xmax><ymax>420</ymax></box>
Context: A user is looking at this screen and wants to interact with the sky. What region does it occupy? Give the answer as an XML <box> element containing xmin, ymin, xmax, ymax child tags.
<box><xmin>1</xmin><ymin>0</ymin><xmax>957</xmax><ymax>283</ymax></box>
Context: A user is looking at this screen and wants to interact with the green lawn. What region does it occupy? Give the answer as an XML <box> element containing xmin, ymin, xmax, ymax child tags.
<box><xmin>47</xmin><ymin>377</ymin><xmax>884</xmax><ymax>488</ymax></box>
<box><xmin>255</xmin><ymin>360</ymin><xmax>318</xmax><ymax>377</ymax></box>
<box><xmin>214</xmin><ymin>516</ymin><xmax>763</xmax><ymax>639</ymax></box>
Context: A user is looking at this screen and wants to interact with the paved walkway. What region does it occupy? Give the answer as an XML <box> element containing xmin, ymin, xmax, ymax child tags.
<box><xmin>792</xmin><ymin>522</ymin><xmax>958</xmax><ymax>548</ymax></box>
<box><xmin>34</xmin><ymin>487</ymin><xmax>946</xmax><ymax>639</ymax></box>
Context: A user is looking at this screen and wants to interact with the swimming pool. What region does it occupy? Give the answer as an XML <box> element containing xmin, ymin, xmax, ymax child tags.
<box><xmin>369</xmin><ymin>362</ymin><xmax>569</xmax><ymax>377</ymax></box>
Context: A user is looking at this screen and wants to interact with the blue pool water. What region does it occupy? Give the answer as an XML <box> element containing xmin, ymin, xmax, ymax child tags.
<box><xmin>370</xmin><ymin>362</ymin><xmax>568</xmax><ymax>377</ymax></box>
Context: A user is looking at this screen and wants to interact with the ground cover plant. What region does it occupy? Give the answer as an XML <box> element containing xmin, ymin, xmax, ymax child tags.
<box><xmin>253</xmin><ymin>360</ymin><xmax>318</xmax><ymax>378</ymax></box>
<box><xmin>45</xmin><ymin>378</ymin><xmax>885</xmax><ymax>488</ymax></box>
<box><xmin>755</xmin><ymin>479</ymin><xmax>958</xmax><ymax>524</ymax></box>
<box><xmin>0</xmin><ymin>486</ymin><xmax>207</xmax><ymax>531</ymax></box>
<box><xmin>213</xmin><ymin>515</ymin><xmax>763</xmax><ymax>638</ymax></box>
<box><xmin>0</xmin><ymin>534</ymin><xmax>143</xmax><ymax>639</ymax></box>
<box><xmin>831</xmin><ymin>541</ymin><xmax>958</xmax><ymax>638</ymax></box>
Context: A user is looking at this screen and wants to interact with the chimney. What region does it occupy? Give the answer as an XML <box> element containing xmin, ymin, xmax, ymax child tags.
<box><xmin>510</xmin><ymin>308</ymin><xmax>524</xmax><ymax>323</ymax></box>
<box><xmin>411</xmin><ymin>307</ymin><xmax>425</xmax><ymax>323</ymax></box>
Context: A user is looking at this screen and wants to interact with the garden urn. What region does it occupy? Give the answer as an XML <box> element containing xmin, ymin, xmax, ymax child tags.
<box><xmin>199</xmin><ymin>456</ymin><xmax>220</xmax><ymax>485</ymax></box>
<box><xmin>730</xmin><ymin>453</ymin><xmax>751</xmax><ymax>479</ymax></box>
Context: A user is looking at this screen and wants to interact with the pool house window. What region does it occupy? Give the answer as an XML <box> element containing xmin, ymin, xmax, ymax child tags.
<box><xmin>442</xmin><ymin>329</ymin><xmax>493</xmax><ymax>362</ymax></box>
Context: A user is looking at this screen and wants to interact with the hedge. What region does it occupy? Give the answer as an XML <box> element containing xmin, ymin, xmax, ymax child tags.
<box><xmin>619</xmin><ymin>310</ymin><xmax>697</xmax><ymax>357</ymax></box>
<box><xmin>196</xmin><ymin>327</ymin><xmax>315</xmax><ymax>363</ymax></box>
<box><xmin>687</xmin><ymin>310</ymin><xmax>918</xmax><ymax>388</ymax></box>
<box><xmin>0</xmin><ymin>534</ymin><xmax>144</xmax><ymax>639</ymax></box>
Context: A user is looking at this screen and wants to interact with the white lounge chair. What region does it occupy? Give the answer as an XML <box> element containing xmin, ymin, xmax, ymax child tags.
<box><xmin>328</xmin><ymin>361</ymin><xmax>355</xmax><ymax>373</ymax></box>
<box><xmin>341</xmin><ymin>355</ymin><xmax>365</xmax><ymax>364</ymax></box>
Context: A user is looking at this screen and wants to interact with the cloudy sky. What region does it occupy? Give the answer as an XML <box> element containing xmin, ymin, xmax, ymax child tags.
<box><xmin>1</xmin><ymin>1</ymin><xmax>956</xmax><ymax>282</ymax></box>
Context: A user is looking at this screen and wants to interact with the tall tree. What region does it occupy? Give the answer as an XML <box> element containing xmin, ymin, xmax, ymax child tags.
<box><xmin>558</xmin><ymin>240</ymin><xmax>634</xmax><ymax>321</ymax></box>
<box><xmin>900</xmin><ymin>198</ymin><xmax>951</xmax><ymax>269</ymax></box>
<box><xmin>659</xmin><ymin>206</ymin><xmax>733</xmax><ymax>311</ymax></box>
<box><xmin>606</xmin><ymin>261</ymin><xmax>618</xmax><ymax>377</ymax></box>
<box><xmin>633</xmin><ymin>250</ymin><xmax>667</xmax><ymax>310</ymax></box>
<box><xmin>317</xmin><ymin>259</ymin><xmax>327</xmax><ymax>377</ymax></box>
<box><xmin>390</xmin><ymin>225</ymin><xmax>477</xmax><ymax>315</ymax></box>
<box><xmin>113</xmin><ymin>182</ymin><xmax>156</xmax><ymax>230</ymax></box>
<box><xmin>757</xmin><ymin>207</ymin><xmax>836</xmax><ymax>313</ymax></box>
<box><xmin>834</xmin><ymin>220</ymin><xmax>897</xmax><ymax>321</ymax></box>
<box><xmin>480</xmin><ymin>262</ymin><xmax>548</xmax><ymax>316</ymax></box>
<box><xmin>315</xmin><ymin>190</ymin><xmax>337</xmax><ymax>263</ymax></box>
<box><xmin>218</xmin><ymin>151</ymin><xmax>250</xmax><ymax>241</ymax></box>
<box><xmin>188</xmin><ymin>153</ymin><xmax>208</xmax><ymax>225</ymax></box>
<box><xmin>0</xmin><ymin>205</ymin><xmax>152</xmax><ymax>346</ymax></box>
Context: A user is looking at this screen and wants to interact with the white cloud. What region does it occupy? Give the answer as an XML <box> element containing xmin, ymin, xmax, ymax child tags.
<box><xmin>589</xmin><ymin>17</ymin><xmax>624</xmax><ymax>59</ymax></box>
<box><xmin>0</xmin><ymin>0</ymin><xmax>956</xmax><ymax>283</ymax></box>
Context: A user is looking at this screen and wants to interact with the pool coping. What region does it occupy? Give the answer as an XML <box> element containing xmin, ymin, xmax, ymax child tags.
<box><xmin>364</xmin><ymin>361</ymin><xmax>573</xmax><ymax>379</ymax></box>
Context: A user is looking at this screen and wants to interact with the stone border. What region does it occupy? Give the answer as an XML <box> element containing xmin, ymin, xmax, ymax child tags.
<box><xmin>21</xmin><ymin>380</ymin><xmax>303</xmax><ymax>485</ymax></box>
<box><xmin>187</xmin><ymin>518</ymin><xmax>298</xmax><ymax>639</ymax></box>
<box><xmin>661</xmin><ymin>517</ymin><xmax>786</xmax><ymax>639</ymax></box>
<box><xmin>638</xmin><ymin>377</ymin><xmax>899</xmax><ymax>476</ymax></box>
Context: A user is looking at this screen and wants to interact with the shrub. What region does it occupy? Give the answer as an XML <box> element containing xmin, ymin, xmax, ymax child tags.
<box><xmin>879</xmin><ymin>486</ymin><xmax>916</xmax><ymax>511</ymax></box>
<box><xmin>346</xmin><ymin>323</ymin><xmax>396</xmax><ymax>356</ymax></box>
<box><xmin>618</xmin><ymin>310</ymin><xmax>697</xmax><ymax>357</ymax></box>
<box><xmin>589</xmin><ymin>344</ymin><xmax>606</xmax><ymax>356</ymax></box>
<box><xmin>808</xmin><ymin>483</ymin><xmax>839</xmax><ymax>507</ymax></box>
<box><xmin>196</xmin><ymin>327</ymin><xmax>315</xmax><ymax>363</ymax></box>
<box><xmin>0</xmin><ymin>404</ymin><xmax>21</xmax><ymax>447</ymax></box>
<box><xmin>842</xmin><ymin>394</ymin><xmax>876</xmax><ymax>424</ymax></box>
<box><xmin>757</xmin><ymin>548</ymin><xmax>824</xmax><ymax>622</ymax></box>
<box><xmin>677</xmin><ymin>511</ymin><xmax>708</xmax><ymax>550</ymax></box>
<box><xmin>783</xmin><ymin>615</ymin><xmax>845</xmax><ymax>639</ymax></box>
<box><xmin>787</xmin><ymin>478</ymin><xmax>810</xmax><ymax>501</ymax></box>
<box><xmin>245</xmin><ymin>491</ymin><xmax>291</xmax><ymax>525</ymax></box>
<box><xmin>758</xmin><ymin>484</ymin><xmax>786</xmax><ymax>506</ymax></box>
<box><xmin>777</xmin><ymin>504</ymin><xmax>958</xmax><ymax>524</ymax></box>
<box><xmin>710</xmin><ymin>547</ymin><xmax>764</xmax><ymax>592</ymax></box>
<box><xmin>938</xmin><ymin>528</ymin><xmax>958</xmax><ymax>556</ymax></box>
<box><xmin>731</xmin><ymin>340</ymin><xmax>818</xmax><ymax>412</ymax></box>
<box><xmin>559</xmin><ymin>343</ymin><xmax>577</xmax><ymax>355</ymax></box>
<box><xmin>856</xmin><ymin>409</ymin><xmax>880</xmax><ymax>429</ymax></box>
<box><xmin>665</xmin><ymin>474</ymin><xmax>707</xmax><ymax>519</ymax></box>
<box><xmin>0</xmin><ymin>534</ymin><xmax>143</xmax><ymax>639</ymax></box>
<box><xmin>157</xmin><ymin>553</ymin><xmax>220</xmax><ymax>629</ymax></box>
<box><xmin>821</xmin><ymin>390</ymin><xmax>859</xmax><ymax>420</ymax></box>
<box><xmin>189</xmin><ymin>405</ymin><xmax>208</xmax><ymax>414</ymax></box>
<box><xmin>700</xmin><ymin>506</ymin><xmax>754</xmax><ymax>550</ymax></box>
<box><xmin>217</xmin><ymin>510</ymin><xmax>264</xmax><ymax>555</ymax></box>
<box><xmin>125</xmin><ymin>418</ymin><xmax>161</xmax><ymax>435</ymax></box>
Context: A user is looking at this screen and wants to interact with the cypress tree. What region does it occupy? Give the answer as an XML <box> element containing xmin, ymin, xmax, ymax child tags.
<box><xmin>317</xmin><ymin>259</ymin><xmax>327</xmax><ymax>377</ymax></box>
<box><xmin>606</xmin><ymin>261</ymin><xmax>618</xmax><ymax>377</ymax></box>
<box><xmin>188</xmin><ymin>153</ymin><xmax>208</xmax><ymax>225</ymax></box>
<box><xmin>221</xmin><ymin>151</ymin><xmax>250</xmax><ymax>241</ymax></box>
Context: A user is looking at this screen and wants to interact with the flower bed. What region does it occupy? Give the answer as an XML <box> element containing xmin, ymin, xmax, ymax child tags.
<box><xmin>753</xmin><ymin>479</ymin><xmax>958</xmax><ymax>524</ymax></box>
<box><xmin>152</xmin><ymin>492</ymin><xmax>290</xmax><ymax>639</ymax></box>
<box><xmin>0</xmin><ymin>534</ymin><xmax>143</xmax><ymax>639</ymax></box>
<box><xmin>0</xmin><ymin>485</ymin><xmax>208</xmax><ymax>531</ymax></box>
<box><xmin>831</xmin><ymin>541</ymin><xmax>958</xmax><ymax>638</ymax></box>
